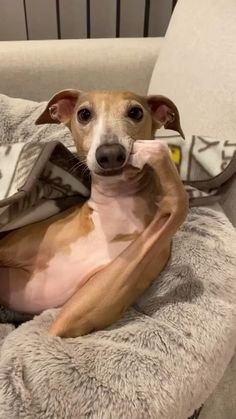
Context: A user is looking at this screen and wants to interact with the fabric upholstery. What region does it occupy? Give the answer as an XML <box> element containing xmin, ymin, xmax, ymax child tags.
<box><xmin>0</xmin><ymin>38</ymin><xmax>163</xmax><ymax>101</ymax></box>
<box><xmin>149</xmin><ymin>0</ymin><xmax>236</xmax><ymax>141</ymax></box>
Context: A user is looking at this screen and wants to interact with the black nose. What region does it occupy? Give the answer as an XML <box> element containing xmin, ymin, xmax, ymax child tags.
<box><xmin>95</xmin><ymin>144</ymin><xmax>126</xmax><ymax>170</ymax></box>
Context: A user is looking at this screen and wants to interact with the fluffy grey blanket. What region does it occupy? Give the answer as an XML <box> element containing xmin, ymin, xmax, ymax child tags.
<box><xmin>0</xmin><ymin>94</ymin><xmax>236</xmax><ymax>418</ymax></box>
<box><xmin>0</xmin><ymin>207</ymin><xmax>236</xmax><ymax>419</ymax></box>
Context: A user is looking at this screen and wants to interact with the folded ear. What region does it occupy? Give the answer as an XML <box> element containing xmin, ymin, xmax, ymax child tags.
<box><xmin>147</xmin><ymin>95</ymin><xmax>185</xmax><ymax>139</ymax></box>
<box><xmin>35</xmin><ymin>89</ymin><xmax>80</xmax><ymax>125</ymax></box>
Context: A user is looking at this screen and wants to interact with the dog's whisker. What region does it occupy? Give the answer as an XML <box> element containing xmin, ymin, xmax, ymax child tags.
<box><xmin>81</xmin><ymin>167</ymin><xmax>91</xmax><ymax>178</ymax></box>
<box><xmin>69</xmin><ymin>165</ymin><xmax>85</xmax><ymax>176</ymax></box>
<box><xmin>64</xmin><ymin>154</ymin><xmax>79</xmax><ymax>162</ymax></box>
<box><xmin>71</xmin><ymin>163</ymin><xmax>90</xmax><ymax>179</ymax></box>
<box><xmin>69</xmin><ymin>161</ymin><xmax>88</xmax><ymax>175</ymax></box>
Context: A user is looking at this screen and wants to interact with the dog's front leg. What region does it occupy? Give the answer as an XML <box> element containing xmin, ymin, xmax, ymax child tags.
<box><xmin>49</xmin><ymin>142</ymin><xmax>188</xmax><ymax>338</ymax></box>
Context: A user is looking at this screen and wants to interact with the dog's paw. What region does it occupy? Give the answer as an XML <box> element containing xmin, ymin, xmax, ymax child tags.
<box><xmin>130</xmin><ymin>140</ymin><xmax>171</xmax><ymax>169</ymax></box>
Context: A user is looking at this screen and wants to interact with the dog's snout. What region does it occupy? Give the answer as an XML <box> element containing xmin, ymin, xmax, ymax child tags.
<box><xmin>96</xmin><ymin>144</ymin><xmax>126</xmax><ymax>170</ymax></box>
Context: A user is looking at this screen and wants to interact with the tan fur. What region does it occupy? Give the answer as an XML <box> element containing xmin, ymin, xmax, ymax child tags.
<box><xmin>0</xmin><ymin>203</ymin><xmax>94</xmax><ymax>273</ymax></box>
<box><xmin>69</xmin><ymin>91</ymin><xmax>154</xmax><ymax>167</ymax></box>
<box><xmin>1</xmin><ymin>89</ymin><xmax>188</xmax><ymax>337</ymax></box>
<box><xmin>111</xmin><ymin>231</ymin><xmax>140</xmax><ymax>242</ymax></box>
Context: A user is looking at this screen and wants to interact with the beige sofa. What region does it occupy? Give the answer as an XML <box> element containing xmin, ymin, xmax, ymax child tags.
<box><xmin>0</xmin><ymin>37</ymin><xmax>163</xmax><ymax>101</ymax></box>
<box><xmin>0</xmin><ymin>0</ymin><xmax>235</xmax><ymax>418</ymax></box>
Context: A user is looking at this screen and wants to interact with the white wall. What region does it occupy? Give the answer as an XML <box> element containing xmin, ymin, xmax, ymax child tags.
<box><xmin>0</xmin><ymin>0</ymin><xmax>173</xmax><ymax>41</ymax></box>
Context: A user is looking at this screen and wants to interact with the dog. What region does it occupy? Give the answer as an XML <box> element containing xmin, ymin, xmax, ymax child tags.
<box><xmin>0</xmin><ymin>90</ymin><xmax>188</xmax><ymax>337</ymax></box>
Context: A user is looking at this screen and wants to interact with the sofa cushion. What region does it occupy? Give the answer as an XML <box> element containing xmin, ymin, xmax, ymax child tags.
<box><xmin>149</xmin><ymin>0</ymin><xmax>236</xmax><ymax>141</ymax></box>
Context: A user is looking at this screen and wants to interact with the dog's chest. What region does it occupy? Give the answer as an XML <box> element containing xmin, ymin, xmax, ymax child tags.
<box><xmin>2</xmin><ymin>195</ymin><xmax>152</xmax><ymax>313</ymax></box>
<box><xmin>41</xmin><ymin>195</ymin><xmax>149</xmax><ymax>281</ymax></box>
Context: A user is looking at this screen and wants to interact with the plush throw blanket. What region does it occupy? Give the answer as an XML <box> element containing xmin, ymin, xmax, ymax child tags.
<box><xmin>0</xmin><ymin>207</ymin><xmax>236</xmax><ymax>419</ymax></box>
<box><xmin>0</xmin><ymin>94</ymin><xmax>236</xmax><ymax>419</ymax></box>
<box><xmin>154</xmin><ymin>132</ymin><xmax>236</xmax><ymax>204</ymax></box>
<box><xmin>0</xmin><ymin>140</ymin><xmax>90</xmax><ymax>232</ymax></box>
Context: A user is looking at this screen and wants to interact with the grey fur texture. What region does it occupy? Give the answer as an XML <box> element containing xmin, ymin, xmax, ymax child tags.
<box><xmin>0</xmin><ymin>94</ymin><xmax>73</xmax><ymax>147</ymax></box>
<box><xmin>0</xmin><ymin>207</ymin><xmax>236</xmax><ymax>419</ymax></box>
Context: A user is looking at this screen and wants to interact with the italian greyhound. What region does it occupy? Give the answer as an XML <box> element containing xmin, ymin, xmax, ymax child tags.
<box><xmin>0</xmin><ymin>90</ymin><xmax>188</xmax><ymax>337</ymax></box>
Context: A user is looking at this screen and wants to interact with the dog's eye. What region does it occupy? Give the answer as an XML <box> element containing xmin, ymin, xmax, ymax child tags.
<box><xmin>127</xmin><ymin>106</ymin><xmax>143</xmax><ymax>121</ymax></box>
<box><xmin>77</xmin><ymin>108</ymin><xmax>92</xmax><ymax>123</ymax></box>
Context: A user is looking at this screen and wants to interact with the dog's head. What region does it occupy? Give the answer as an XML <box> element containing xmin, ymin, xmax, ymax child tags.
<box><xmin>36</xmin><ymin>89</ymin><xmax>184</xmax><ymax>175</ymax></box>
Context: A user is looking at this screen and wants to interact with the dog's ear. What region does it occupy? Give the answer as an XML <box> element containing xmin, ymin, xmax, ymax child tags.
<box><xmin>147</xmin><ymin>95</ymin><xmax>185</xmax><ymax>139</ymax></box>
<box><xmin>35</xmin><ymin>89</ymin><xmax>80</xmax><ymax>125</ymax></box>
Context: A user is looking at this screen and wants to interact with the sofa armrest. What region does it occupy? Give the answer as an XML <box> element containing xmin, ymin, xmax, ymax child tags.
<box><xmin>0</xmin><ymin>38</ymin><xmax>163</xmax><ymax>102</ymax></box>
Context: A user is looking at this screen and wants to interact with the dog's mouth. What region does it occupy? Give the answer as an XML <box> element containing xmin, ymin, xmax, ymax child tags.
<box><xmin>94</xmin><ymin>168</ymin><xmax>124</xmax><ymax>177</ymax></box>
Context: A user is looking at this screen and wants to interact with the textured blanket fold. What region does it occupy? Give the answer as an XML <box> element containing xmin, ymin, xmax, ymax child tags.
<box><xmin>0</xmin><ymin>140</ymin><xmax>90</xmax><ymax>232</ymax></box>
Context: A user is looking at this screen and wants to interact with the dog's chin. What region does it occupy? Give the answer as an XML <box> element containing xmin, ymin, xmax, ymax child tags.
<box><xmin>94</xmin><ymin>168</ymin><xmax>124</xmax><ymax>177</ymax></box>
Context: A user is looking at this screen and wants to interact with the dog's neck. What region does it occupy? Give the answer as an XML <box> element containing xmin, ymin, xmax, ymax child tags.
<box><xmin>87</xmin><ymin>166</ymin><xmax>157</xmax><ymax>234</ymax></box>
<box><xmin>89</xmin><ymin>166</ymin><xmax>153</xmax><ymax>205</ymax></box>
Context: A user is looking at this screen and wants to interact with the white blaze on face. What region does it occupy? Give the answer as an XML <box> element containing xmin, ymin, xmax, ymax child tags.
<box><xmin>86</xmin><ymin>101</ymin><xmax>106</xmax><ymax>171</ymax></box>
<box><xmin>86</xmin><ymin>98</ymin><xmax>133</xmax><ymax>172</ymax></box>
